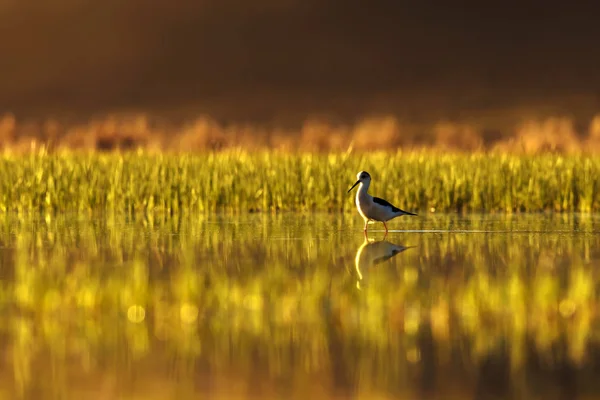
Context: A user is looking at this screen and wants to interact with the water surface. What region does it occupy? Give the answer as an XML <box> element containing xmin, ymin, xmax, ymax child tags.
<box><xmin>1</xmin><ymin>212</ymin><xmax>600</xmax><ymax>399</ymax></box>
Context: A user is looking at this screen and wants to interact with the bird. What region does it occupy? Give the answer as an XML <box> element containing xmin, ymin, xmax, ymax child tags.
<box><xmin>347</xmin><ymin>170</ymin><xmax>417</xmax><ymax>234</ymax></box>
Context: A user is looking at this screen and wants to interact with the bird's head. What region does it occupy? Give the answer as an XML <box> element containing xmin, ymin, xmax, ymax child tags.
<box><xmin>348</xmin><ymin>171</ymin><xmax>371</xmax><ymax>192</ymax></box>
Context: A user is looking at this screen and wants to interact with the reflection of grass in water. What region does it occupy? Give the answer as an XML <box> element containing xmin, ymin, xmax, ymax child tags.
<box><xmin>2</xmin><ymin>150</ymin><xmax>600</xmax><ymax>214</ymax></box>
<box><xmin>1</xmin><ymin>214</ymin><xmax>600</xmax><ymax>397</ymax></box>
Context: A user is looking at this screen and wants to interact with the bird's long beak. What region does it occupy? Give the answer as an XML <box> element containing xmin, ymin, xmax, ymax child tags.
<box><xmin>348</xmin><ymin>180</ymin><xmax>360</xmax><ymax>193</ymax></box>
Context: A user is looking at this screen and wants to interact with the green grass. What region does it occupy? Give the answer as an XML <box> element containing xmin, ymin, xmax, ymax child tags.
<box><xmin>1</xmin><ymin>149</ymin><xmax>600</xmax><ymax>215</ymax></box>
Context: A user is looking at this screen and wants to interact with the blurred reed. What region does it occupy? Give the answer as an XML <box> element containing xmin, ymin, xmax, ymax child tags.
<box><xmin>0</xmin><ymin>150</ymin><xmax>599</xmax><ymax>214</ymax></box>
<box><xmin>2</xmin><ymin>112</ymin><xmax>600</xmax><ymax>153</ymax></box>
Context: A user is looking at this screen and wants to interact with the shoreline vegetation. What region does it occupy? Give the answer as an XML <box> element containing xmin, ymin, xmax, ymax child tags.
<box><xmin>1</xmin><ymin>112</ymin><xmax>600</xmax><ymax>154</ymax></box>
<box><xmin>0</xmin><ymin>149</ymin><xmax>599</xmax><ymax>214</ymax></box>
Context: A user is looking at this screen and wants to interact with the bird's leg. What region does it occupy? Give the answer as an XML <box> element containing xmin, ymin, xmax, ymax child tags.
<box><xmin>364</xmin><ymin>221</ymin><xmax>368</xmax><ymax>233</ymax></box>
<box><xmin>383</xmin><ymin>221</ymin><xmax>388</xmax><ymax>234</ymax></box>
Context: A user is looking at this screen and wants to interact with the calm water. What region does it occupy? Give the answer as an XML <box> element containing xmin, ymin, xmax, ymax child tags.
<box><xmin>1</xmin><ymin>212</ymin><xmax>600</xmax><ymax>400</ymax></box>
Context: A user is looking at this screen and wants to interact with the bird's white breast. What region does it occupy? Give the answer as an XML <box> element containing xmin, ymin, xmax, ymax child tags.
<box><xmin>356</xmin><ymin>191</ymin><xmax>376</xmax><ymax>221</ymax></box>
<box><xmin>356</xmin><ymin>190</ymin><xmax>397</xmax><ymax>222</ymax></box>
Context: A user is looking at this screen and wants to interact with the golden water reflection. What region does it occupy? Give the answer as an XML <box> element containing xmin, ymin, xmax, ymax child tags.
<box><xmin>1</xmin><ymin>213</ymin><xmax>600</xmax><ymax>399</ymax></box>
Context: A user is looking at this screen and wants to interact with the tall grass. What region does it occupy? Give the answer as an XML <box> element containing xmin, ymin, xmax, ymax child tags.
<box><xmin>0</xmin><ymin>150</ymin><xmax>600</xmax><ymax>214</ymax></box>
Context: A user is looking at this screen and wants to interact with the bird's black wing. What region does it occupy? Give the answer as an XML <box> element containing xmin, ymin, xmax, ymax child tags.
<box><xmin>373</xmin><ymin>197</ymin><xmax>417</xmax><ymax>216</ymax></box>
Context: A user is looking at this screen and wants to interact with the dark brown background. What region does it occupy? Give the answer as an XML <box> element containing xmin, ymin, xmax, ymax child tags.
<box><xmin>1</xmin><ymin>0</ymin><xmax>599</xmax><ymax>125</ymax></box>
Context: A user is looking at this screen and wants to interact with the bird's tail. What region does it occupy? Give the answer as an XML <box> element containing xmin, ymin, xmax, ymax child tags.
<box><xmin>398</xmin><ymin>209</ymin><xmax>417</xmax><ymax>216</ymax></box>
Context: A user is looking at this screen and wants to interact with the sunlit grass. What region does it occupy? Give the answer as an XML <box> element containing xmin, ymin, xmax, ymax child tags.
<box><xmin>1</xmin><ymin>149</ymin><xmax>600</xmax><ymax>215</ymax></box>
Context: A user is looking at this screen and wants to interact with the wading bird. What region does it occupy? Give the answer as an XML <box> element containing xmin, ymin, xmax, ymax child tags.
<box><xmin>348</xmin><ymin>171</ymin><xmax>417</xmax><ymax>234</ymax></box>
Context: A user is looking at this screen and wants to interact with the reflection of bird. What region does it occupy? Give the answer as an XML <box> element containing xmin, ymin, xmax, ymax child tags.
<box><xmin>354</xmin><ymin>237</ymin><xmax>413</xmax><ymax>289</ymax></box>
<box><xmin>347</xmin><ymin>171</ymin><xmax>417</xmax><ymax>235</ymax></box>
